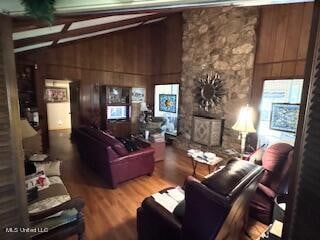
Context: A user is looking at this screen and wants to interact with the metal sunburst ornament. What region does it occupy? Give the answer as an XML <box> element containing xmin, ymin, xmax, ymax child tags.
<box><xmin>199</xmin><ymin>72</ymin><xmax>225</xmax><ymax>111</ymax></box>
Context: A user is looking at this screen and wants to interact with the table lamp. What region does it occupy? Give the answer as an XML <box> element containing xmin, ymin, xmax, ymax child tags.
<box><xmin>232</xmin><ymin>105</ymin><xmax>256</xmax><ymax>157</ymax></box>
<box><xmin>140</xmin><ymin>102</ymin><xmax>149</xmax><ymax>112</ymax></box>
<box><xmin>20</xmin><ymin>119</ymin><xmax>38</xmax><ymax>139</ymax></box>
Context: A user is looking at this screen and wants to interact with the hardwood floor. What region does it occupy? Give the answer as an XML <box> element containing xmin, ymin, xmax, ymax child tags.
<box><xmin>48</xmin><ymin>129</ymin><xmax>267</xmax><ymax>240</ymax></box>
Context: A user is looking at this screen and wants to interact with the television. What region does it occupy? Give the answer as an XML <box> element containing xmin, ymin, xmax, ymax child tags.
<box><xmin>107</xmin><ymin>106</ymin><xmax>128</xmax><ymax>120</ymax></box>
<box><xmin>270</xmin><ymin>103</ymin><xmax>300</xmax><ymax>133</ymax></box>
<box><xmin>159</xmin><ymin>94</ymin><xmax>177</xmax><ymax>113</ymax></box>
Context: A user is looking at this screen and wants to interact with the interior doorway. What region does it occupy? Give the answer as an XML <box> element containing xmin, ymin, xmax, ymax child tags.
<box><xmin>45</xmin><ymin>79</ymin><xmax>72</xmax><ymax>131</ymax></box>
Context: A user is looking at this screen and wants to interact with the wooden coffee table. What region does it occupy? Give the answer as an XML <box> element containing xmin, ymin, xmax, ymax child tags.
<box><xmin>188</xmin><ymin>150</ymin><xmax>224</xmax><ymax>177</ymax></box>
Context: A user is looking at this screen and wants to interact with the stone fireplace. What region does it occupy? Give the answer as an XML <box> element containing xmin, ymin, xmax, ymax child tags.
<box><xmin>175</xmin><ymin>6</ymin><xmax>259</xmax><ymax>151</ymax></box>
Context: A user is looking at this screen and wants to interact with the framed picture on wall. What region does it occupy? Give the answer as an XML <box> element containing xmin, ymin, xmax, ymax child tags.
<box><xmin>46</xmin><ymin>87</ymin><xmax>68</xmax><ymax>102</ymax></box>
<box><xmin>159</xmin><ymin>94</ymin><xmax>177</xmax><ymax>113</ymax></box>
<box><xmin>132</xmin><ymin>88</ymin><xmax>145</xmax><ymax>103</ymax></box>
<box><xmin>270</xmin><ymin>103</ymin><xmax>300</xmax><ymax>133</ymax></box>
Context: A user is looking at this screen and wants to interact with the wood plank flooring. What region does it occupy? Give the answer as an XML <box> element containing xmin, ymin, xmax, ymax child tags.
<box><xmin>48</xmin><ymin>130</ymin><xmax>267</xmax><ymax>240</ymax></box>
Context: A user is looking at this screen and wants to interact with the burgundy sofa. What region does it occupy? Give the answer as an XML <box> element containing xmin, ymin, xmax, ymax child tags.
<box><xmin>137</xmin><ymin>159</ymin><xmax>264</xmax><ymax>240</ymax></box>
<box><xmin>74</xmin><ymin>126</ymin><xmax>155</xmax><ymax>188</ymax></box>
<box><xmin>250</xmin><ymin>143</ymin><xmax>293</xmax><ymax>224</ymax></box>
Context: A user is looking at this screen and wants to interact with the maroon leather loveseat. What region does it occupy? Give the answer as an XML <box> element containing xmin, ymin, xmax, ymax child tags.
<box><xmin>74</xmin><ymin>126</ymin><xmax>155</xmax><ymax>188</ymax></box>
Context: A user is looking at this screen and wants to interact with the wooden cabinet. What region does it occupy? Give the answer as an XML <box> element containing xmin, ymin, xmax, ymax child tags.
<box><xmin>192</xmin><ymin>116</ymin><xmax>223</xmax><ymax>147</ymax></box>
<box><xmin>100</xmin><ymin>85</ymin><xmax>132</xmax><ymax>137</ymax></box>
<box><xmin>139</xmin><ymin>138</ymin><xmax>166</xmax><ymax>162</ymax></box>
<box><xmin>150</xmin><ymin>141</ymin><xmax>166</xmax><ymax>162</ymax></box>
<box><xmin>106</xmin><ymin>121</ymin><xmax>131</xmax><ymax>138</ymax></box>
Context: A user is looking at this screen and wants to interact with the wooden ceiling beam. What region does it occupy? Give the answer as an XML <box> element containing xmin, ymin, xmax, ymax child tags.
<box><xmin>12</xmin><ymin>9</ymin><xmax>171</xmax><ymax>32</ymax></box>
<box><xmin>12</xmin><ymin>13</ymin><xmax>130</xmax><ymax>32</ymax></box>
<box><xmin>51</xmin><ymin>22</ymin><xmax>71</xmax><ymax>47</ymax></box>
<box><xmin>14</xmin><ymin>13</ymin><xmax>168</xmax><ymax>48</ymax></box>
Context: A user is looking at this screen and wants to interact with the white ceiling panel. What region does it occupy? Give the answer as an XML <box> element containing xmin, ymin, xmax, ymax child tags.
<box><xmin>1</xmin><ymin>0</ymin><xmax>314</xmax><ymax>16</ymax></box>
<box><xmin>143</xmin><ymin>17</ymin><xmax>167</xmax><ymax>25</ymax></box>
<box><xmin>13</xmin><ymin>25</ymin><xmax>65</xmax><ymax>40</ymax></box>
<box><xmin>68</xmin><ymin>13</ymin><xmax>154</xmax><ymax>30</ymax></box>
<box><xmin>58</xmin><ymin>22</ymin><xmax>141</xmax><ymax>44</ymax></box>
<box><xmin>14</xmin><ymin>41</ymin><xmax>53</xmax><ymax>53</ymax></box>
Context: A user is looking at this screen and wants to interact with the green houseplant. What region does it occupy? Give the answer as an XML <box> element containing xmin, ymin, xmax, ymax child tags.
<box><xmin>21</xmin><ymin>0</ymin><xmax>56</xmax><ymax>24</ymax></box>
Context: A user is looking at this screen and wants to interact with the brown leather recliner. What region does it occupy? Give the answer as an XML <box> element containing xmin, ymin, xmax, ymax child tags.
<box><xmin>137</xmin><ymin>159</ymin><xmax>264</xmax><ymax>240</ymax></box>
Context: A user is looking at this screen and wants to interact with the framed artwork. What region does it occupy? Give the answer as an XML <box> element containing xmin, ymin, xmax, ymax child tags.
<box><xmin>132</xmin><ymin>88</ymin><xmax>145</xmax><ymax>103</ymax></box>
<box><xmin>270</xmin><ymin>103</ymin><xmax>300</xmax><ymax>133</ymax></box>
<box><xmin>159</xmin><ymin>94</ymin><xmax>177</xmax><ymax>113</ymax></box>
<box><xmin>46</xmin><ymin>87</ymin><xmax>68</xmax><ymax>102</ymax></box>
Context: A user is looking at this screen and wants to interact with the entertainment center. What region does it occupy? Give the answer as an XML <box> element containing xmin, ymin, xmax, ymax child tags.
<box><xmin>100</xmin><ymin>85</ymin><xmax>132</xmax><ymax>137</ymax></box>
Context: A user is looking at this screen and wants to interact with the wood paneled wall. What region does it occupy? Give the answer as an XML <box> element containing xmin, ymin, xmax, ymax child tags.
<box><xmin>251</xmin><ymin>2</ymin><xmax>313</xmax><ymax>108</ymax></box>
<box><xmin>16</xmin><ymin>14</ymin><xmax>182</xmax><ymax>126</ymax></box>
<box><xmin>152</xmin><ymin>14</ymin><xmax>182</xmax><ymax>84</ymax></box>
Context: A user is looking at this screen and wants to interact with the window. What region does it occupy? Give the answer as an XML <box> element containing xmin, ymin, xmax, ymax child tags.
<box><xmin>258</xmin><ymin>79</ymin><xmax>303</xmax><ymax>146</ymax></box>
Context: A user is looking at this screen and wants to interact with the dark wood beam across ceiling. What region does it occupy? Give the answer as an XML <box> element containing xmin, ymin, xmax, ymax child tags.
<box><xmin>14</xmin><ymin>13</ymin><xmax>168</xmax><ymax>48</ymax></box>
<box><xmin>51</xmin><ymin>22</ymin><xmax>72</xmax><ymax>47</ymax></box>
<box><xmin>12</xmin><ymin>8</ymin><xmax>181</xmax><ymax>32</ymax></box>
<box><xmin>12</xmin><ymin>13</ymin><xmax>136</xmax><ymax>32</ymax></box>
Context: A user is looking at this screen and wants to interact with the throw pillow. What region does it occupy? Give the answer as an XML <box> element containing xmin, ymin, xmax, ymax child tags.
<box><xmin>34</xmin><ymin>160</ymin><xmax>61</xmax><ymax>177</ymax></box>
<box><xmin>25</xmin><ymin>171</ymin><xmax>50</xmax><ymax>191</ymax></box>
<box><xmin>117</xmin><ymin>137</ymin><xmax>139</xmax><ymax>152</ymax></box>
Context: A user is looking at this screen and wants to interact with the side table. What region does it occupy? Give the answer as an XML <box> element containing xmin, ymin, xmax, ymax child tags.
<box><xmin>138</xmin><ymin>137</ymin><xmax>166</xmax><ymax>162</ymax></box>
<box><xmin>188</xmin><ymin>150</ymin><xmax>224</xmax><ymax>177</ymax></box>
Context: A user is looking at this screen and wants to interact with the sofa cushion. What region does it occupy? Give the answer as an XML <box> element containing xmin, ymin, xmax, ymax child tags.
<box><xmin>102</xmin><ymin>132</ymin><xmax>129</xmax><ymax>156</ymax></box>
<box><xmin>34</xmin><ymin>160</ymin><xmax>61</xmax><ymax>176</ymax></box>
<box><xmin>28</xmin><ymin>176</ymin><xmax>70</xmax><ymax>214</ymax></box>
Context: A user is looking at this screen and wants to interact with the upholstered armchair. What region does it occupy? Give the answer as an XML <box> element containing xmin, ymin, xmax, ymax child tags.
<box><xmin>137</xmin><ymin>159</ymin><xmax>264</xmax><ymax>240</ymax></box>
<box><xmin>249</xmin><ymin>143</ymin><xmax>293</xmax><ymax>224</ymax></box>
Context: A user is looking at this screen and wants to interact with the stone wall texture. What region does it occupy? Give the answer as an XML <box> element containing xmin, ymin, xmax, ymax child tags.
<box><xmin>175</xmin><ymin>7</ymin><xmax>259</xmax><ymax>151</ymax></box>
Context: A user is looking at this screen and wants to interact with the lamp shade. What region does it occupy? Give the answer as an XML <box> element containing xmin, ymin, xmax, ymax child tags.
<box><xmin>20</xmin><ymin>119</ymin><xmax>38</xmax><ymax>139</ymax></box>
<box><xmin>232</xmin><ymin>105</ymin><xmax>256</xmax><ymax>133</ymax></box>
<box><xmin>140</xmin><ymin>102</ymin><xmax>149</xmax><ymax>112</ymax></box>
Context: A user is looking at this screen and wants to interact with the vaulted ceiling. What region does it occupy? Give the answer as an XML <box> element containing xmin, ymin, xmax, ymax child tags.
<box><xmin>6</xmin><ymin>0</ymin><xmax>313</xmax><ymax>53</ymax></box>
<box><xmin>12</xmin><ymin>12</ymin><xmax>169</xmax><ymax>53</ymax></box>
<box><xmin>1</xmin><ymin>0</ymin><xmax>313</xmax><ymax>15</ymax></box>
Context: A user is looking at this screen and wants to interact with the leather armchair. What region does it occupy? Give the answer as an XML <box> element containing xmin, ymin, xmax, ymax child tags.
<box><xmin>137</xmin><ymin>159</ymin><xmax>264</xmax><ymax>240</ymax></box>
<box><xmin>249</xmin><ymin>143</ymin><xmax>293</xmax><ymax>224</ymax></box>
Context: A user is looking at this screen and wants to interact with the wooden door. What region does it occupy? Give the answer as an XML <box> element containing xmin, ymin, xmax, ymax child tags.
<box><xmin>0</xmin><ymin>14</ymin><xmax>29</xmax><ymax>239</ymax></box>
<box><xmin>69</xmin><ymin>81</ymin><xmax>81</xmax><ymax>135</ymax></box>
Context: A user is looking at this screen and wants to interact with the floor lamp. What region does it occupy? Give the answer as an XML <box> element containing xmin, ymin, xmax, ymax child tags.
<box><xmin>232</xmin><ymin>105</ymin><xmax>256</xmax><ymax>158</ymax></box>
